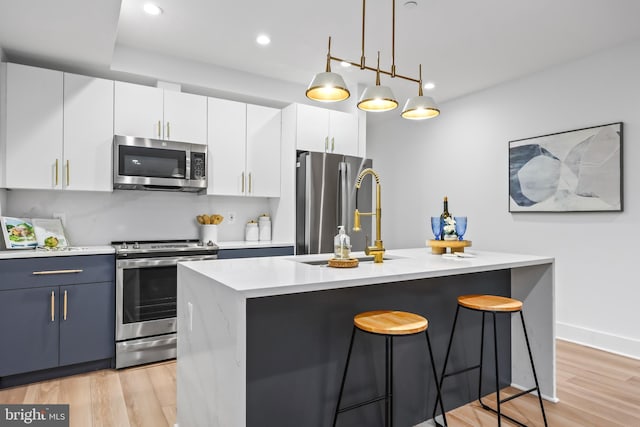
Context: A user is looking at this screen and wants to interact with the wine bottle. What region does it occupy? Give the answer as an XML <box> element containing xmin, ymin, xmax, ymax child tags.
<box><xmin>439</xmin><ymin>196</ymin><xmax>451</xmax><ymax>240</ymax></box>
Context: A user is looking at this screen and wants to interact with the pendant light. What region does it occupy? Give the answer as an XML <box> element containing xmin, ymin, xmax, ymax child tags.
<box><xmin>306</xmin><ymin>37</ymin><xmax>350</xmax><ymax>102</ymax></box>
<box><xmin>357</xmin><ymin>52</ymin><xmax>398</xmax><ymax>112</ymax></box>
<box><xmin>306</xmin><ymin>0</ymin><xmax>440</xmax><ymax>121</ymax></box>
<box><xmin>401</xmin><ymin>64</ymin><xmax>440</xmax><ymax>120</ymax></box>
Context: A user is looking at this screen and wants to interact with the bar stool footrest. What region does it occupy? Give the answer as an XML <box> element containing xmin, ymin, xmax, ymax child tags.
<box><xmin>478</xmin><ymin>402</ymin><xmax>529</xmax><ymax>427</ymax></box>
<box><xmin>500</xmin><ymin>387</ymin><xmax>538</xmax><ymax>404</ymax></box>
<box><xmin>442</xmin><ymin>363</ymin><xmax>481</xmax><ymax>379</ymax></box>
<box><xmin>337</xmin><ymin>394</ymin><xmax>388</xmax><ymax>414</ymax></box>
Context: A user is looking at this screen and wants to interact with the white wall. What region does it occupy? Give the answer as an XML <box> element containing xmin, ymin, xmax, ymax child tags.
<box><xmin>4</xmin><ymin>190</ymin><xmax>271</xmax><ymax>245</ymax></box>
<box><xmin>368</xmin><ymin>39</ymin><xmax>640</xmax><ymax>359</ymax></box>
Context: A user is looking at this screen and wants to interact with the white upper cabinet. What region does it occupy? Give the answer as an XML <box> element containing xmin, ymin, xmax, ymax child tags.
<box><xmin>4</xmin><ymin>63</ymin><xmax>64</xmax><ymax>190</ymax></box>
<box><xmin>114</xmin><ymin>81</ymin><xmax>207</xmax><ymax>144</ymax></box>
<box><xmin>246</xmin><ymin>104</ymin><xmax>281</xmax><ymax>197</ymax></box>
<box><xmin>207</xmin><ymin>97</ymin><xmax>246</xmax><ymax>196</ymax></box>
<box><xmin>207</xmin><ymin>98</ymin><xmax>281</xmax><ymax>197</ymax></box>
<box><xmin>63</xmin><ymin>73</ymin><xmax>114</xmax><ymax>192</ymax></box>
<box><xmin>294</xmin><ymin>104</ymin><xmax>359</xmax><ymax>156</ymax></box>
<box><xmin>2</xmin><ymin>64</ymin><xmax>114</xmax><ymax>191</ymax></box>
<box><xmin>163</xmin><ymin>90</ymin><xmax>207</xmax><ymax>144</ymax></box>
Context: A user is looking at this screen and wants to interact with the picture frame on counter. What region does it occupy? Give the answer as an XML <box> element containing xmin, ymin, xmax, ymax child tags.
<box><xmin>508</xmin><ymin>122</ymin><xmax>623</xmax><ymax>212</ymax></box>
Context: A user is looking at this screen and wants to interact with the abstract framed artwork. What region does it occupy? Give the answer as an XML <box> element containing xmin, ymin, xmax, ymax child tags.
<box><xmin>509</xmin><ymin>122</ymin><xmax>622</xmax><ymax>212</ymax></box>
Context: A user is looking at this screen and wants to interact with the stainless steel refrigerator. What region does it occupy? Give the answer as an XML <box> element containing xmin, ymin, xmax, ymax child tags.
<box><xmin>296</xmin><ymin>151</ymin><xmax>372</xmax><ymax>255</ymax></box>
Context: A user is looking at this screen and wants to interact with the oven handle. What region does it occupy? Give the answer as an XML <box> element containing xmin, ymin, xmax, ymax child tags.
<box><xmin>116</xmin><ymin>255</ymin><xmax>218</xmax><ymax>268</ymax></box>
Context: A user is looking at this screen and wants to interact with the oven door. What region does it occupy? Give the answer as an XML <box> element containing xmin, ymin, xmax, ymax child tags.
<box><xmin>115</xmin><ymin>255</ymin><xmax>217</xmax><ymax>341</ymax></box>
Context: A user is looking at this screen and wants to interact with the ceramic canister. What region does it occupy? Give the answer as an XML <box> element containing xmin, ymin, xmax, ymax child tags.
<box><xmin>258</xmin><ymin>214</ymin><xmax>271</xmax><ymax>241</ymax></box>
<box><xmin>245</xmin><ymin>221</ymin><xmax>259</xmax><ymax>241</ymax></box>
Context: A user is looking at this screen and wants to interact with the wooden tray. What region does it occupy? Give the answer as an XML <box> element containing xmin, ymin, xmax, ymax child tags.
<box><xmin>427</xmin><ymin>239</ymin><xmax>471</xmax><ymax>254</ymax></box>
<box><xmin>327</xmin><ymin>258</ymin><xmax>359</xmax><ymax>268</ymax></box>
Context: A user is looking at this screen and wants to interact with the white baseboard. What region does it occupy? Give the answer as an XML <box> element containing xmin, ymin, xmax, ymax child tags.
<box><xmin>557</xmin><ymin>322</ymin><xmax>640</xmax><ymax>360</ymax></box>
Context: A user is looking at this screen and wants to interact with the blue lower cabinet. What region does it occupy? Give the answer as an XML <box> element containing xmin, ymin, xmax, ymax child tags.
<box><xmin>0</xmin><ymin>287</ymin><xmax>59</xmax><ymax>376</ymax></box>
<box><xmin>0</xmin><ymin>255</ymin><xmax>115</xmax><ymax>380</ymax></box>
<box><xmin>59</xmin><ymin>282</ymin><xmax>115</xmax><ymax>367</ymax></box>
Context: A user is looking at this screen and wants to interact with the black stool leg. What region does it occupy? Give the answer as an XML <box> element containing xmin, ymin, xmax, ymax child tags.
<box><xmin>432</xmin><ymin>305</ymin><xmax>461</xmax><ymax>422</ymax></box>
<box><xmin>493</xmin><ymin>312</ymin><xmax>502</xmax><ymax>426</ymax></box>
<box><xmin>520</xmin><ymin>311</ymin><xmax>549</xmax><ymax>427</ymax></box>
<box><xmin>385</xmin><ymin>335</ymin><xmax>393</xmax><ymax>427</ymax></box>
<box><xmin>333</xmin><ymin>326</ymin><xmax>357</xmax><ymax>427</ymax></box>
<box><xmin>425</xmin><ymin>330</ymin><xmax>448</xmax><ymax>427</ymax></box>
<box><xmin>478</xmin><ymin>312</ymin><xmax>486</xmax><ymax>403</ymax></box>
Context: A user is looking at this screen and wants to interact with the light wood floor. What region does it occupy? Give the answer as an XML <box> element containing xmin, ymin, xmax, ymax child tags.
<box><xmin>1</xmin><ymin>340</ymin><xmax>638</xmax><ymax>426</ymax></box>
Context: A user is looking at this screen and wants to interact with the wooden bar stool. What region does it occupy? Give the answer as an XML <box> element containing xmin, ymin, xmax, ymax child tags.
<box><xmin>332</xmin><ymin>310</ymin><xmax>447</xmax><ymax>427</ymax></box>
<box><xmin>435</xmin><ymin>295</ymin><xmax>548</xmax><ymax>427</ymax></box>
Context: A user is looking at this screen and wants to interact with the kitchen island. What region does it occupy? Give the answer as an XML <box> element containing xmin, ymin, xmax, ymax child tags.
<box><xmin>176</xmin><ymin>248</ymin><xmax>555</xmax><ymax>427</ymax></box>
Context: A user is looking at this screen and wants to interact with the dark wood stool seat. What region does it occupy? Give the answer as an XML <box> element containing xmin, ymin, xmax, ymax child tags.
<box><xmin>333</xmin><ymin>310</ymin><xmax>447</xmax><ymax>426</ymax></box>
<box><xmin>435</xmin><ymin>294</ymin><xmax>548</xmax><ymax>427</ymax></box>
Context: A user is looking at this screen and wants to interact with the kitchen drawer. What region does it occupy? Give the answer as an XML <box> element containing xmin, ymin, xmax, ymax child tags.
<box><xmin>0</xmin><ymin>254</ymin><xmax>115</xmax><ymax>291</ymax></box>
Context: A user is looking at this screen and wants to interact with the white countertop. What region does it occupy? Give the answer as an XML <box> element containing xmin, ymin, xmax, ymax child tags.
<box><xmin>180</xmin><ymin>247</ymin><xmax>554</xmax><ymax>298</ymax></box>
<box><xmin>0</xmin><ymin>246</ymin><xmax>115</xmax><ymax>259</ymax></box>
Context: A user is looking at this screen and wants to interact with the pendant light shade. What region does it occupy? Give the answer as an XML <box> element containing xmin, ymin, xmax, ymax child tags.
<box><xmin>306</xmin><ymin>71</ymin><xmax>350</xmax><ymax>102</ymax></box>
<box><xmin>306</xmin><ymin>37</ymin><xmax>351</xmax><ymax>102</ymax></box>
<box><xmin>357</xmin><ymin>51</ymin><xmax>398</xmax><ymax>112</ymax></box>
<box><xmin>401</xmin><ymin>95</ymin><xmax>440</xmax><ymax>120</ymax></box>
<box><xmin>357</xmin><ymin>85</ymin><xmax>398</xmax><ymax>112</ymax></box>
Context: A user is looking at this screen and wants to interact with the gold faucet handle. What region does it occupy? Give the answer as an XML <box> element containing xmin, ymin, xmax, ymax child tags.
<box><xmin>353</xmin><ymin>209</ymin><xmax>361</xmax><ymax>231</ymax></box>
<box><xmin>364</xmin><ymin>235</ymin><xmax>370</xmax><ymax>255</ymax></box>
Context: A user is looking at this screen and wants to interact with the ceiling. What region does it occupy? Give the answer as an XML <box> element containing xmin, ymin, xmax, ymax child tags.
<box><xmin>2</xmin><ymin>0</ymin><xmax>640</xmax><ymax>109</ymax></box>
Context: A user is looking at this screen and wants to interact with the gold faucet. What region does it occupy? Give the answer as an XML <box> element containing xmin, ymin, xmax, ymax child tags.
<box><xmin>353</xmin><ymin>168</ymin><xmax>385</xmax><ymax>263</ymax></box>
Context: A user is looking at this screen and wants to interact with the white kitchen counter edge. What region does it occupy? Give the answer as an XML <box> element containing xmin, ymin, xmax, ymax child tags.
<box><xmin>180</xmin><ymin>248</ymin><xmax>554</xmax><ymax>298</ymax></box>
<box><xmin>0</xmin><ymin>246</ymin><xmax>115</xmax><ymax>259</ymax></box>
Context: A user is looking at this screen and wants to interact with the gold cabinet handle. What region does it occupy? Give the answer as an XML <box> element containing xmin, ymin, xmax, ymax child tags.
<box><xmin>248</xmin><ymin>172</ymin><xmax>252</xmax><ymax>194</ymax></box>
<box><xmin>158</xmin><ymin>120</ymin><xmax>162</xmax><ymax>138</ymax></box>
<box><xmin>32</xmin><ymin>269</ymin><xmax>83</xmax><ymax>275</ymax></box>
<box><xmin>55</xmin><ymin>159</ymin><xmax>59</xmax><ymax>186</ymax></box>
<box><xmin>325</xmin><ymin>137</ymin><xmax>329</xmax><ymax>151</ymax></box>
<box><xmin>66</xmin><ymin>159</ymin><xmax>70</xmax><ymax>186</ymax></box>
<box><xmin>166</xmin><ymin>122</ymin><xmax>170</xmax><ymax>139</ymax></box>
<box><xmin>63</xmin><ymin>290</ymin><xmax>68</xmax><ymax>321</ymax></box>
<box><xmin>331</xmin><ymin>137</ymin><xmax>335</xmax><ymax>152</ymax></box>
<box><xmin>241</xmin><ymin>172</ymin><xmax>245</xmax><ymax>193</ymax></box>
<box><xmin>51</xmin><ymin>290</ymin><xmax>55</xmax><ymax>322</ymax></box>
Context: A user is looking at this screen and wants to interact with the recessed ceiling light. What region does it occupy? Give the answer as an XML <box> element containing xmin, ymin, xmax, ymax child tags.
<box><xmin>404</xmin><ymin>0</ymin><xmax>418</xmax><ymax>8</ymax></box>
<box><xmin>256</xmin><ymin>34</ymin><xmax>271</xmax><ymax>46</ymax></box>
<box><xmin>340</xmin><ymin>61</ymin><xmax>352</xmax><ymax>68</ymax></box>
<box><xmin>423</xmin><ymin>81</ymin><xmax>436</xmax><ymax>90</ymax></box>
<box><xmin>143</xmin><ymin>3</ymin><xmax>163</xmax><ymax>15</ymax></box>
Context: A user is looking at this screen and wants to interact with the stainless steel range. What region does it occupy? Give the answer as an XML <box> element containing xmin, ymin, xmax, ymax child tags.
<box><xmin>113</xmin><ymin>239</ymin><xmax>218</xmax><ymax>368</ymax></box>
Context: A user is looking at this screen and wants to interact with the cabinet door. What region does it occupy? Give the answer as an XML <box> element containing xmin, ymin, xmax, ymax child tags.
<box><xmin>114</xmin><ymin>81</ymin><xmax>163</xmax><ymax>139</ymax></box>
<box><xmin>0</xmin><ymin>287</ymin><xmax>59</xmax><ymax>376</ymax></box>
<box><xmin>59</xmin><ymin>282</ymin><xmax>115</xmax><ymax>366</ymax></box>
<box><xmin>5</xmin><ymin>63</ymin><xmax>63</xmax><ymax>189</ymax></box>
<box><xmin>329</xmin><ymin>110</ymin><xmax>359</xmax><ymax>156</ymax></box>
<box><xmin>163</xmin><ymin>91</ymin><xmax>207</xmax><ymax>144</ymax></box>
<box><xmin>63</xmin><ymin>73</ymin><xmax>114</xmax><ymax>191</ymax></box>
<box><xmin>207</xmin><ymin>98</ymin><xmax>246</xmax><ymax>196</ymax></box>
<box><xmin>295</xmin><ymin>104</ymin><xmax>330</xmax><ymax>152</ymax></box>
<box><xmin>246</xmin><ymin>105</ymin><xmax>281</xmax><ymax>197</ymax></box>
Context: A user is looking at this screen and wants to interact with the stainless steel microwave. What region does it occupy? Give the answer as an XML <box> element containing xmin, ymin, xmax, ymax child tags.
<box><xmin>113</xmin><ymin>135</ymin><xmax>207</xmax><ymax>192</ymax></box>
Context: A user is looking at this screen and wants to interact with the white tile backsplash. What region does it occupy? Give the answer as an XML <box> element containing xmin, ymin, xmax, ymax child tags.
<box><xmin>5</xmin><ymin>189</ymin><xmax>271</xmax><ymax>245</ymax></box>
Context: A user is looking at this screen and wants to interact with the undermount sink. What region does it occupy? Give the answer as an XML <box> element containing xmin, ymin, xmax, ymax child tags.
<box><xmin>297</xmin><ymin>255</ymin><xmax>405</xmax><ymax>266</ymax></box>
